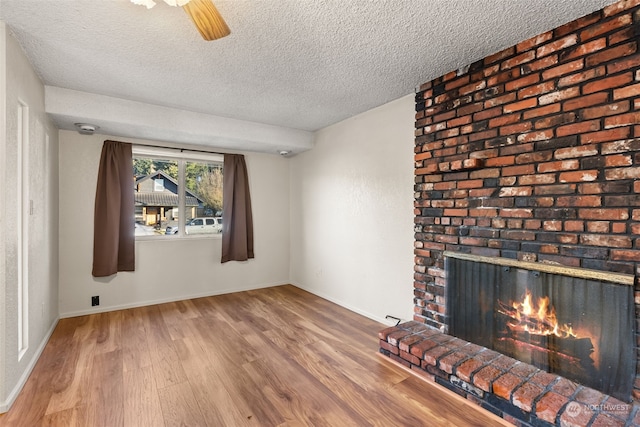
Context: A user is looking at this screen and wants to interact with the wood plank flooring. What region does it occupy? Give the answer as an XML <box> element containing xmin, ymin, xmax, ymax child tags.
<box><xmin>0</xmin><ymin>285</ymin><xmax>509</xmax><ymax>426</ymax></box>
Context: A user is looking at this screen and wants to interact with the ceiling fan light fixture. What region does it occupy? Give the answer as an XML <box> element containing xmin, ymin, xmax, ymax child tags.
<box><xmin>130</xmin><ymin>0</ymin><xmax>191</xmax><ymax>8</ymax></box>
<box><xmin>182</xmin><ymin>0</ymin><xmax>231</xmax><ymax>41</ymax></box>
<box><xmin>130</xmin><ymin>0</ymin><xmax>156</xmax><ymax>9</ymax></box>
<box><xmin>165</xmin><ymin>0</ymin><xmax>192</xmax><ymax>6</ymax></box>
<box><xmin>130</xmin><ymin>0</ymin><xmax>229</xmax><ymax>41</ymax></box>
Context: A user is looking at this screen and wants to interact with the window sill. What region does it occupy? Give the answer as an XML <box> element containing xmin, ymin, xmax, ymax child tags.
<box><xmin>135</xmin><ymin>233</ymin><xmax>223</xmax><ymax>242</ymax></box>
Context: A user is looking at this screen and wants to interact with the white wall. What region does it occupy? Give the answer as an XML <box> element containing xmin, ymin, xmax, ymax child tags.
<box><xmin>58</xmin><ymin>131</ymin><xmax>290</xmax><ymax>317</ymax></box>
<box><xmin>0</xmin><ymin>21</ymin><xmax>7</xmax><ymax>414</ymax></box>
<box><xmin>58</xmin><ymin>95</ymin><xmax>416</xmax><ymax>324</ymax></box>
<box><xmin>1</xmin><ymin>23</ymin><xmax>59</xmax><ymax>412</ymax></box>
<box><xmin>290</xmin><ymin>94</ymin><xmax>415</xmax><ymax>324</ymax></box>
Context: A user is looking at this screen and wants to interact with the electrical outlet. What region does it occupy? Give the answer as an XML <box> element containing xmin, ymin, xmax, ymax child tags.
<box><xmin>91</xmin><ymin>296</ymin><xmax>100</xmax><ymax>306</ymax></box>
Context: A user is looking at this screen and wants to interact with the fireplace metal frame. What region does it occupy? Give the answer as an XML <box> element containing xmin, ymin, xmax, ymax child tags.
<box><xmin>443</xmin><ymin>251</ymin><xmax>634</xmax><ymax>286</ymax></box>
<box><xmin>444</xmin><ymin>250</ymin><xmax>636</xmax><ymax>401</ymax></box>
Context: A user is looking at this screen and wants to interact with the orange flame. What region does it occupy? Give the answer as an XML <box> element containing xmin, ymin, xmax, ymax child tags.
<box><xmin>504</xmin><ymin>290</ymin><xmax>578</xmax><ymax>338</ymax></box>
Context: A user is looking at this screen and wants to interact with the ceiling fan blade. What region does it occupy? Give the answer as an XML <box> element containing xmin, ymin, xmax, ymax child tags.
<box><xmin>182</xmin><ymin>0</ymin><xmax>230</xmax><ymax>41</ymax></box>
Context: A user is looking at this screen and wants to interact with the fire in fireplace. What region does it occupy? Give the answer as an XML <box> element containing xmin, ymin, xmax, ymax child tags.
<box><xmin>495</xmin><ymin>289</ymin><xmax>597</xmax><ymax>391</ymax></box>
<box><xmin>445</xmin><ymin>252</ymin><xmax>635</xmax><ymax>402</ymax></box>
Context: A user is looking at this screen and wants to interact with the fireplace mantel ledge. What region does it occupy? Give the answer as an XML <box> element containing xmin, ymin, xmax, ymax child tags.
<box><xmin>443</xmin><ymin>251</ymin><xmax>634</xmax><ymax>286</ymax></box>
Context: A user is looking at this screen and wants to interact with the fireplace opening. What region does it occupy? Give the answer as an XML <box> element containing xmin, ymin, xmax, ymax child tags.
<box><xmin>445</xmin><ymin>253</ymin><xmax>636</xmax><ymax>402</ymax></box>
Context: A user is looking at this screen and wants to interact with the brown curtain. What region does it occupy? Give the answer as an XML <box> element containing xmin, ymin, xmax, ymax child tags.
<box><xmin>92</xmin><ymin>140</ymin><xmax>135</xmax><ymax>277</ymax></box>
<box><xmin>221</xmin><ymin>154</ymin><xmax>254</xmax><ymax>263</ymax></box>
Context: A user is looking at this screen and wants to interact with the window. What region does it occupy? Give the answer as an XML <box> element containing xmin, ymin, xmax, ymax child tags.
<box><xmin>133</xmin><ymin>146</ymin><xmax>223</xmax><ymax>238</ymax></box>
<box><xmin>153</xmin><ymin>178</ymin><xmax>164</xmax><ymax>191</ymax></box>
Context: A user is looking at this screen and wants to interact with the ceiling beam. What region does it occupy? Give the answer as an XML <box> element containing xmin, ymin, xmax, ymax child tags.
<box><xmin>44</xmin><ymin>86</ymin><xmax>314</xmax><ymax>155</ymax></box>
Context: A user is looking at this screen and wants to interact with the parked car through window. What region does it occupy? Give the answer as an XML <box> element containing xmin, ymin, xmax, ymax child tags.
<box><xmin>165</xmin><ymin>217</ymin><xmax>222</xmax><ymax>235</ymax></box>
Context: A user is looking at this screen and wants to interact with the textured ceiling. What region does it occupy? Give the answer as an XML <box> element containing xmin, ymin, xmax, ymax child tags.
<box><xmin>0</xmin><ymin>0</ymin><xmax>615</xmax><ymax>152</ymax></box>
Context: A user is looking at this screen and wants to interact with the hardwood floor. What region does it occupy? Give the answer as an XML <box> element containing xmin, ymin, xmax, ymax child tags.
<box><xmin>0</xmin><ymin>285</ymin><xmax>508</xmax><ymax>426</ymax></box>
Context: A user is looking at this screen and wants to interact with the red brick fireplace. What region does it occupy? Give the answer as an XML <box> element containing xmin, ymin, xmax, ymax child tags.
<box><xmin>380</xmin><ymin>0</ymin><xmax>640</xmax><ymax>425</ymax></box>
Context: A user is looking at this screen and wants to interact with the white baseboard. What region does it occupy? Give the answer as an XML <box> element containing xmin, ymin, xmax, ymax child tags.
<box><xmin>59</xmin><ymin>281</ymin><xmax>285</xmax><ymax>319</ymax></box>
<box><xmin>290</xmin><ymin>282</ymin><xmax>403</xmax><ymax>326</ymax></box>
<box><xmin>0</xmin><ymin>317</ymin><xmax>59</xmax><ymax>414</ymax></box>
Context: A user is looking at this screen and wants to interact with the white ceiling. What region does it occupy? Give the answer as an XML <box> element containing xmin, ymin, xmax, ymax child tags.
<box><xmin>0</xmin><ymin>0</ymin><xmax>615</xmax><ymax>154</ymax></box>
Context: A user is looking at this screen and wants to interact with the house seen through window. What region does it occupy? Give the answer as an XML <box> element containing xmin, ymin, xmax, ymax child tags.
<box><xmin>133</xmin><ymin>147</ymin><xmax>223</xmax><ymax>237</ymax></box>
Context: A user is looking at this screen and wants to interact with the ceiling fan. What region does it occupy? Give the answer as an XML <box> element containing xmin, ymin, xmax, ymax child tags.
<box><xmin>131</xmin><ymin>0</ymin><xmax>230</xmax><ymax>41</ymax></box>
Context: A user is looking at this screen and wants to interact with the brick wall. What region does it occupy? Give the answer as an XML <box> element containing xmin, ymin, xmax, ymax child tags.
<box><xmin>414</xmin><ymin>0</ymin><xmax>639</xmax><ymax>326</ymax></box>
<box><xmin>413</xmin><ymin>0</ymin><xmax>640</xmax><ymax>396</ymax></box>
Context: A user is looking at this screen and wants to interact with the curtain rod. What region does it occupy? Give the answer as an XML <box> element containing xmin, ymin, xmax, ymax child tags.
<box><xmin>108</xmin><ymin>140</ymin><xmax>227</xmax><ymax>156</ymax></box>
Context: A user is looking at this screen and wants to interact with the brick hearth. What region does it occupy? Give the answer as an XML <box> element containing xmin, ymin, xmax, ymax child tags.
<box><xmin>379</xmin><ymin>322</ymin><xmax>640</xmax><ymax>426</ymax></box>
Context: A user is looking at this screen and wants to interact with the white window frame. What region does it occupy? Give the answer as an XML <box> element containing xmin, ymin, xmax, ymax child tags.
<box><xmin>133</xmin><ymin>145</ymin><xmax>223</xmax><ymax>240</ymax></box>
<box><xmin>153</xmin><ymin>178</ymin><xmax>164</xmax><ymax>192</ymax></box>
